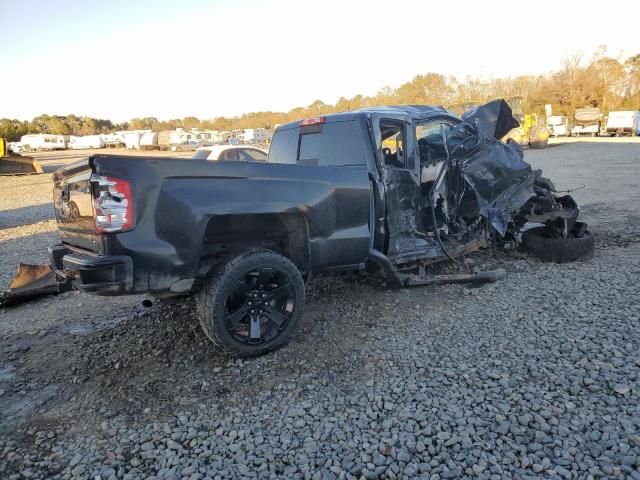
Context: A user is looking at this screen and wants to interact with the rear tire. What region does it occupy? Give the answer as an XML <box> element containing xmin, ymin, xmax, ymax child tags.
<box><xmin>521</xmin><ymin>222</ymin><xmax>594</xmax><ymax>263</ymax></box>
<box><xmin>196</xmin><ymin>249</ymin><xmax>305</xmax><ymax>357</ymax></box>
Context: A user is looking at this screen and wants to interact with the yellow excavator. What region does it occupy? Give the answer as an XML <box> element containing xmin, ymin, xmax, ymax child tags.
<box><xmin>502</xmin><ymin>96</ymin><xmax>549</xmax><ymax>149</ymax></box>
<box><xmin>0</xmin><ymin>137</ymin><xmax>43</xmax><ymax>175</ymax></box>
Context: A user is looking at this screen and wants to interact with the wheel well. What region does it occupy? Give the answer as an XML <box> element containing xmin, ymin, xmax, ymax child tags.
<box><xmin>196</xmin><ymin>213</ymin><xmax>309</xmax><ymax>278</ymax></box>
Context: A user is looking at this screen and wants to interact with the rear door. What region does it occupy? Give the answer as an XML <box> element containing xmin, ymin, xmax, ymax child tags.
<box><xmin>267</xmin><ymin>120</ymin><xmax>372</xmax><ymax>269</ymax></box>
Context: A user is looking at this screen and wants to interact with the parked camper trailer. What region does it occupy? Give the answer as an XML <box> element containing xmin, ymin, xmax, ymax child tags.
<box><xmin>20</xmin><ymin>134</ymin><xmax>66</xmax><ymax>151</ymax></box>
<box><xmin>605</xmin><ymin>111</ymin><xmax>638</xmax><ymax>137</ymax></box>
<box><xmin>140</xmin><ymin>132</ymin><xmax>158</xmax><ymax>150</ymax></box>
<box><xmin>240</xmin><ymin>128</ymin><xmax>269</xmax><ymax>143</ymax></box>
<box><xmin>571</xmin><ymin>108</ymin><xmax>602</xmax><ymax>137</ymax></box>
<box><xmin>169</xmin><ymin>129</ymin><xmax>202</xmax><ymax>151</ymax></box>
<box><xmin>123</xmin><ymin>132</ymin><xmax>143</xmax><ymax>150</ymax></box>
<box><xmin>158</xmin><ymin>130</ymin><xmax>172</xmax><ymax>150</ymax></box>
<box><xmin>214</xmin><ymin>130</ymin><xmax>231</xmax><ymax>144</ymax></box>
<box><xmin>195</xmin><ymin>130</ymin><xmax>221</xmax><ymax>145</ymax></box>
<box><xmin>547</xmin><ymin>116</ymin><xmax>570</xmax><ymax>137</ymax></box>
<box><xmin>70</xmin><ymin>135</ymin><xmax>105</xmax><ymax>149</ymax></box>
<box><xmin>100</xmin><ymin>133</ymin><xmax>124</xmax><ymax>148</ymax></box>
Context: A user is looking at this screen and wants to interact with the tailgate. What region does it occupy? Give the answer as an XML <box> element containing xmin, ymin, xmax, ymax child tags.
<box><xmin>52</xmin><ymin>158</ymin><xmax>99</xmax><ymax>252</ymax></box>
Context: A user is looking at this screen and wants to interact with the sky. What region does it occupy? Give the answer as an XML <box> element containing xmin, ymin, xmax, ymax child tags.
<box><xmin>0</xmin><ymin>0</ymin><xmax>637</xmax><ymax>122</ymax></box>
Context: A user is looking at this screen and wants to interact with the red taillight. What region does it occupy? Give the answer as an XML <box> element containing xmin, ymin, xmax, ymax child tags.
<box><xmin>91</xmin><ymin>174</ymin><xmax>134</xmax><ymax>233</ymax></box>
<box><xmin>299</xmin><ymin>116</ymin><xmax>325</xmax><ymax>126</ymax></box>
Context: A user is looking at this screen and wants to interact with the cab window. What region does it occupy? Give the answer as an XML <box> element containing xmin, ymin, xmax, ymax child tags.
<box><xmin>380</xmin><ymin>121</ymin><xmax>405</xmax><ymax>168</ymax></box>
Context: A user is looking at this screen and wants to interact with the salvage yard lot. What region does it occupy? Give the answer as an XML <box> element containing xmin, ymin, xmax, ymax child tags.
<box><xmin>1</xmin><ymin>139</ymin><xmax>639</xmax><ymax>479</ymax></box>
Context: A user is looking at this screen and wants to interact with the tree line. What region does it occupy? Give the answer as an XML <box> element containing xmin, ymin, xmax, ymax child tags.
<box><xmin>1</xmin><ymin>48</ymin><xmax>638</xmax><ymax>142</ymax></box>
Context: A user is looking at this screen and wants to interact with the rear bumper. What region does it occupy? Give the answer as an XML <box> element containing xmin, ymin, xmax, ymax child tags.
<box><xmin>49</xmin><ymin>245</ymin><xmax>133</xmax><ymax>294</ymax></box>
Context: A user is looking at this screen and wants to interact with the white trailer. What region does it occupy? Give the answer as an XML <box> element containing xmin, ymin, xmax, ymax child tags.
<box><xmin>123</xmin><ymin>132</ymin><xmax>143</xmax><ymax>150</ymax></box>
<box><xmin>605</xmin><ymin>111</ymin><xmax>638</xmax><ymax>137</ymax></box>
<box><xmin>100</xmin><ymin>133</ymin><xmax>124</xmax><ymax>148</ymax></box>
<box><xmin>240</xmin><ymin>128</ymin><xmax>269</xmax><ymax>143</ymax></box>
<box><xmin>195</xmin><ymin>130</ymin><xmax>221</xmax><ymax>145</ymax></box>
<box><xmin>20</xmin><ymin>134</ymin><xmax>66</xmax><ymax>151</ymax></box>
<box><xmin>140</xmin><ymin>132</ymin><xmax>158</xmax><ymax>150</ymax></box>
<box><xmin>547</xmin><ymin>116</ymin><xmax>570</xmax><ymax>137</ymax></box>
<box><xmin>70</xmin><ymin>135</ymin><xmax>105</xmax><ymax>149</ymax></box>
<box><xmin>169</xmin><ymin>129</ymin><xmax>198</xmax><ymax>149</ymax></box>
<box><xmin>158</xmin><ymin>130</ymin><xmax>172</xmax><ymax>150</ymax></box>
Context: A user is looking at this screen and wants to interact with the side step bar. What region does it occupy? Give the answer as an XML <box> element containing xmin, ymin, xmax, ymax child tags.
<box><xmin>367</xmin><ymin>249</ymin><xmax>505</xmax><ymax>287</ymax></box>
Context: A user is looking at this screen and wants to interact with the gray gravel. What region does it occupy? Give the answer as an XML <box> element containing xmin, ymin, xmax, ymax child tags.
<box><xmin>1</xmin><ymin>140</ymin><xmax>639</xmax><ymax>479</ymax></box>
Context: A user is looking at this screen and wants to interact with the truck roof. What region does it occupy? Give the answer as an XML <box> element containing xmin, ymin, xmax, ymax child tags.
<box><xmin>277</xmin><ymin>105</ymin><xmax>452</xmax><ymax>130</ymax></box>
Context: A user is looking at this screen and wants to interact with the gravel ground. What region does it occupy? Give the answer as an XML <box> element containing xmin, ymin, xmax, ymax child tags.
<box><xmin>1</xmin><ymin>140</ymin><xmax>639</xmax><ymax>479</ymax></box>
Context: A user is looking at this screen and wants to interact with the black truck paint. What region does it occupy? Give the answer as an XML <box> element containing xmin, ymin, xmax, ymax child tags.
<box><xmin>50</xmin><ymin>107</ymin><xmax>463</xmax><ymax>295</ymax></box>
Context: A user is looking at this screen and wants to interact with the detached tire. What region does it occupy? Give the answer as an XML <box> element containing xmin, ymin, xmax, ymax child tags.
<box><xmin>521</xmin><ymin>224</ymin><xmax>594</xmax><ymax>263</ymax></box>
<box><xmin>196</xmin><ymin>249</ymin><xmax>304</xmax><ymax>357</ymax></box>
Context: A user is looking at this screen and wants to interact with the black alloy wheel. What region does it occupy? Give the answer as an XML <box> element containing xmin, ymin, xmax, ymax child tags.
<box><xmin>197</xmin><ymin>249</ymin><xmax>304</xmax><ymax>356</ymax></box>
<box><xmin>224</xmin><ymin>266</ymin><xmax>296</xmax><ymax>345</ymax></box>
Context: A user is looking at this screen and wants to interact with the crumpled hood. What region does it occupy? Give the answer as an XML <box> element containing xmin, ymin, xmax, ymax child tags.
<box><xmin>447</xmin><ymin>101</ymin><xmax>551</xmax><ymax>236</ymax></box>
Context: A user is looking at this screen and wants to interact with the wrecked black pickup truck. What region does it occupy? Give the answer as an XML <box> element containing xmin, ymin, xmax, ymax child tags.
<box><xmin>45</xmin><ymin>100</ymin><xmax>593</xmax><ymax>356</ymax></box>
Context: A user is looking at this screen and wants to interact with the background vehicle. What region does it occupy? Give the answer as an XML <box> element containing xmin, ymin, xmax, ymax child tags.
<box><xmin>605</xmin><ymin>111</ymin><xmax>638</xmax><ymax>136</ymax></box>
<box><xmin>100</xmin><ymin>133</ymin><xmax>125</xmax><ymax>148</ymax></box>
<box><xmin>140</xmin><ymin>132</ymin><xmax>158</xmax><ymax>150</ymax></box>
<box><xmin>20</xmin><ymin>134</ymin><xmax>66</xmax><ymax>151</ymax></box>
<box><xmin>69</xmin><ymin>135</ymin><xmax>105</xmax><ymax>149</ymax></box>
<box><xmin>48</xmin><ymin>101</ymin><xmax>589</xmax><ymax>357</ymax></box>
<box><xmin>239</xmin><ymin>128</ymin><xmax>270</xmax><ymax>143</ymax></box>
<box><xmin>170</xmin><ymin>139</ymin><xmax>207</xmax><ymax>151</ymax></box>
<box><xmin>0</xmin><ymin>137</ymin><xmax>43</xmax><ymax>174</ymax></box>
<box><xmin>192</xmin><ymin>145</ymin><xmax>268</xmax><ymax>161</ymax></box>
<box><xmin>123</xmin><ymin>132</ymin><xmax>143</xmax><ymax>150</ymax></box>
<box><xmin>547</xmin><ymin>115</ymin><xmax>570</xmax><ymax>137</ymax></box>
<box><xmin>502</xmin><ymin>96</ymin><xmax>549</xmax><ymax>148</ymax></box>
<box><xmin>571</xmin><ymin>108</ymin><xmax>602</xmax><ymax>136</ymax></box>
<box><xmin>169</xmin><ymin>129</ymin><xmax>208</xmax><ymax>151</ymax></box>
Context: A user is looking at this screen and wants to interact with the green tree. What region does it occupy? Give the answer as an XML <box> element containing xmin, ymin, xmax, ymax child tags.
<box><xmin>79</xmin><ymin>117</ymin><xmax>97</xmax><ymax>136</ymax></box>
<box><xmin>48</xmin><ymin>116</ymin><xmax>71</xmax><ymax>135</ymax></box>
<box><xmin>182</xmin><ymin>116</ymin><xmax>201</xmax><ymax>129</ymax></box>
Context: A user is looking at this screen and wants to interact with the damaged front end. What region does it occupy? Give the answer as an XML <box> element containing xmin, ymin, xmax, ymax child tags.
<box><xmin>370</xmin><ymin>99</ymin><xmax>591</xmax><ymax>287</ymax></box>
<box><xmin>444</xmin><ymin>99</ymin><xmax>592</xmax><ymax>262</ymax></box>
